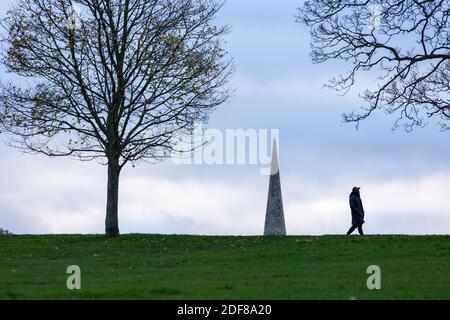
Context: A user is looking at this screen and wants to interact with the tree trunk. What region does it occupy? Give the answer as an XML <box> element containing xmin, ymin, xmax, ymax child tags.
<box><xmin>105</xmin><ymin>156</ymin><xmax>121</xmax><ymax>237</ymax></box>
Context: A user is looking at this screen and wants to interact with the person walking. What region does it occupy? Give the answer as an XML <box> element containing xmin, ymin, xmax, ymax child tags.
<box><xmin>347</xmin><ymin>187</ymin><xmax>365</xmax><ymax>235</ymax></box>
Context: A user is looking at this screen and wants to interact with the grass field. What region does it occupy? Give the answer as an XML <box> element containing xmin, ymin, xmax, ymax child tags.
<box><xmin>0</xmin><ymin>234</ymin><xmax>449</xmax><ymax>299</ymax></box>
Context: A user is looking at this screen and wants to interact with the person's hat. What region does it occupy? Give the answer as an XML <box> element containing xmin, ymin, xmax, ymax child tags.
<box><xmin>352</xmin><ymin>187</ymin><xmax>361</xmax><ymax>192</ymax></box>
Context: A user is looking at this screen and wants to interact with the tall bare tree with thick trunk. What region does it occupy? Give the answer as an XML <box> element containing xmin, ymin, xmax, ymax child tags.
<box><xmin>298</xmin><ymin>0</ymin><xmax>450</xmax><ymax>131</ymax></box>
<box><xmin>0</xmin><ymin>0</ymin><xmax>233</xmax><ymax>237</ymax></box>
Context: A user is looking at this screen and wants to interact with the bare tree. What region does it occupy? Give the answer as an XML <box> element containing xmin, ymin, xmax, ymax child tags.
<box><xmin>298</xmin><ymin>0</ymin><xmax>450</xmax><ymax>130</ymax></box>
<box><xmin>0</xmin><ymin>0</ymin><xmax>233</xmax><ymax>237</ymax></box>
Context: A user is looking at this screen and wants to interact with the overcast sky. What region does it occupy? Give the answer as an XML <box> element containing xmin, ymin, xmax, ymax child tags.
<box><xmin>1</xmin><ymin>0</ymin><xmax>449</xmax><ymax>235</ymax></box>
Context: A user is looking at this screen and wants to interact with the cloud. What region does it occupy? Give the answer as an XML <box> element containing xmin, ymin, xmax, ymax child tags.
<box><xmin>1</xmin><ymin>150</ymin><xmax>449</xmax><ymax>235</ymax></box>
<box><xmin>284</xmin><ymin>172</ymin><xmax>450</xmax><ymax>235</ymax></box>
<box><xmin>0</xmin><ymin>0</ymin><xmax>449</xmax><ymax>236</ymax></box>
<box><xmin>234</xmin><ymin>73</ymin><xmax>335</xmax><ymax>103</ymax></box>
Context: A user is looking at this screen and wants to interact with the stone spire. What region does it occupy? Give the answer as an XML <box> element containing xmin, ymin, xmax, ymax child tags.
<box><xmin>264</xmin><ymin>139</ymin><xmax>286</xmax><ymax>236</ymax></box>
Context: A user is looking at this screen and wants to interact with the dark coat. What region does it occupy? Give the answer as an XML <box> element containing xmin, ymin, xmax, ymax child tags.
<box><xmin>349</xmin><ymin>192</ymin><xmax>365</xmax><ymax>225</ymax></box>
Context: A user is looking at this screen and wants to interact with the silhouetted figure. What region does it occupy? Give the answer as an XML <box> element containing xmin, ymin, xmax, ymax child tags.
<box><xmin>347</xmin><ymin>187</ymin><xmax>365</xmax><ymax>235</ymax></box>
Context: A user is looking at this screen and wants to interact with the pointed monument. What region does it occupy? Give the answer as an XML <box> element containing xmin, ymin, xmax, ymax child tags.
<box><xmin>264</xmin><ymin>139</ymin><xmax>286</xmax><ymax>236</ymax></box>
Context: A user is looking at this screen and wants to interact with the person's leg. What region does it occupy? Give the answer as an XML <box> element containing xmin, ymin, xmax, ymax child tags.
<box><xmin>347</xmin><ymin>225</ymin><xmax>357</xmax><ymax>235</ymax></box>
<box><xmin>357</xmin><ymin>224</ymin><xmax>364</xmax><ymax>235</ymax></box>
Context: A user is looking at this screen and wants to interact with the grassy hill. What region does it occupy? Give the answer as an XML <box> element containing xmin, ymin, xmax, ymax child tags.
<box><xmin>0</xmin><ymin>234</ymin><xmax>449</xmax><ymax>299</ymax></box>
